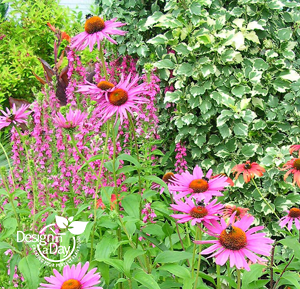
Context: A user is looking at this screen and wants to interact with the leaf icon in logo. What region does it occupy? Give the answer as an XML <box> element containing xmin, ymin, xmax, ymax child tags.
<box><xmin>68</xmin><ymin>221</ymin><xmax>88</xmax><ymax>235</ymax></box>
<box><xmin>55</xmin><ymin>216</ymin><xmax>68</xmax><ymax>229</ymax></box>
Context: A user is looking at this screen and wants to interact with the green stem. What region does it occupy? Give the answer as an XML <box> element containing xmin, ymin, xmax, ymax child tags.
<box><xmin>0</xmin><ymin>142</ymin><xmax>15</xmax><ymax>190</ymax></box>
<box><xmin>227</xmin><ymin>262</ymin><xmax>231</xmax><ymax>289</ymax></box>
<box><xmin>194</xmin><ymin>226</ymin><xmax>202</xmax><ymax>289</ymax></box>
<box><xmin>191</xmin><ymin>227</ymin><xmax>198</xmax><ymax>279</ymax></box>
<box><xmin>99</xmin><ymin>43</ymin><xmax>108</xmax><ymax>81</ymax></box>
<box><xmin>236</xmin><ymin>268</ymin><xmax>241</xmax><ymax>289</ymax></box>
<box><xmin>216</xmin><ymin>265</ymin><xmax>221</xmax><ymax>289</ymax></box>
<box><xmin>127</xmin><ymin>112</ymin><xmax>143</xmax><ymax>216</ymax></box>
<box><xmin>251</xmin><ymin>179</ymin><xmax>280</xmax><ymax>220</ymax></box>
<box><xmin>15</xmin><ymin>126</ymin><xmax>37</xmax><ymax>232</ymax></box>
<box><xmin>69</xmin><ymin>129</ymin><xmax>111</xmax><ymax>262</ymax></box>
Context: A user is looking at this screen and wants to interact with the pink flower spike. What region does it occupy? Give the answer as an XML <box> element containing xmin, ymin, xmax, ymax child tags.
<box><xmin>168</xmin><ymin>165</ymin><xmax>228</xmax><ymax>202</ymax></box>
<box><xmin>279</xmin><ymin>208</ymin><xmax>300</xmax><ymax>230</ymax></box>
<box><xmin>170</xmin><ymin>197</ymin><xmax>223</xmax><ymax>226</ymax></box>
<box><xmin>71</xmin><ymin>16</ymin><xmax>127</xmax><ymax>52</ymax></box>
<box><xmin>195</xmin><ymin>215</ymin><xmax>274</xmax><ymax>271</ymax></box>
<box><xmin>53</xmin><ymin>107</ymin><xmax>88</xmax><ymax>129</ymax></box>
<box><xmin>0</xmin><ymin>103</ymin><xmax>31</xmax><ymax>130</ymax></box>
<box><xmin>39</xmin><ymin>262</ymin><xmax>103</xmax><ymax>289</ymax></box>
<box><xmin>95</xmin><ymin>73</ymin><xmax>149</xmax><ymax>124</ymax></box>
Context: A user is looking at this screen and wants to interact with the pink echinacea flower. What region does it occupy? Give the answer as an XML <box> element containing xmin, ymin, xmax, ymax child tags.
<box><xmin>39</xmin><ymin>262</ymin><xmax>102</xmax><ymax>289</ymax></box>
<box><xmin>53</xmin><ymin>108</ymin><xmax>88</xmax><ymax>129</ymax></box>
<box><xmin>71</xmin><ymin>16</ymin><xmax>127</xmax><ymax>51</ymax></box>
<box><xmin>170</xmin><ymin>197</ymin><xmax>223</xmax><ymax>226</ymax></box>
<box><xmin>96</xmin><ymin>73</ymin><xmax>149</xmax><ymax>124</ymax></box>
<box><xmin>168</xmin><ymin>165</ymin><xmax>228</xmax><ymax>202</ymax></box>
<box><xmin>195</xmin><ymin>214</ymin><xmax>274</xmax><ymax>271</ymax></box>
<box><xmin>0</xmin><ymin>103</ymin><xmax>31</xmax><ymax>130</ymax></box>
<box><xmin>279</xmin><ymin>207</ymin><xmax>300</xmax><ymax>230</ymax></box>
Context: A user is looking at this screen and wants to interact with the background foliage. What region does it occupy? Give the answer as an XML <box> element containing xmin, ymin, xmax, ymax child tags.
<box><xmin>98</xmin><ymin>0</ymin><xmax>300</xmax><ymax>228</ymax></box>
<box><xmin>0</xmin><ymin>0</ymin><xmax>83</xmax><ymax>105</ymax></box>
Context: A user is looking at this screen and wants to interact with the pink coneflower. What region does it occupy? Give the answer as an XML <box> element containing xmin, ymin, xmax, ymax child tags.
<box><xmin>195</xmin><ymin>215</ymin><xmax>274</xmax><ymax>271</ymax></box>
<box><xmin>96</xmin><ymin>73</ymin><xmax>149</xmax><ymax>124</ymax></box>
<box><xmin>279</xmin><ymin>208</ymin><xmax>300</xmax><ymax>230</ymax></box>
<box><xmin>151</xmin><ymin>172</ymin><xmax>175</xmax><ymax>194</ymax></box>
<box><xmin>168</xmin><ymin>165</ymin><xmax>228</xmax><ymax>202</ymax></box>
<box><xmin>289</xmin><ymin>145</ymin><xmax>300</xmax><ymax>157</ymax></box>
<box><xmin>39</xmin><ymin>262</ymin><xmax>102</xmax><ymax>289</ymax></box>
<box><xmin>71</xmin><ymin>15</ymin><xmax>127</xmax><ymax>51</ymax></box>
<box><xmin>232</xmin><ymin>161</ymin><xmax>265</xmax><ymax>183</ymax></box>
<box><xmin>53</xmin><ymin>108</ymin><xmax>88</xmax><ymax>129</ymax></box>
<box><xmin>212</xmin><ymin>173</ymin><xmax>234</xmax><ymax>186</ymax></box>
<box><xmin>223</xmin><ymin>204</ymin><xmax>249</xmax><ymax>220</ymax></box>
<box><xmin>170</xmin><ymin>197</ymin><xmax>223</xmax><ymax>226</ymax></box>
<box><xmin>0</xmin><ymin>104</ymin><xmax>31</xmax><ymax>130</ymax></box>
<box><xmin>281</xmin><ymin>158</ymin><xmax>300</xmax><ymax>187</ymax></box>
<box><xmin>77</xmin><ymin>80</ymin><xmax>115</xmax><ymax>101</ymax></box>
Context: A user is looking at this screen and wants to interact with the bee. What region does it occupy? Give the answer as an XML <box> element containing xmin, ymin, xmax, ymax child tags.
<box><xmin>196</xmin><ymin>200</ymin><xmax>205</xmax><ymax>207</ymax></box>
<box><xmin>85</xmin><ymin>14</ymin><xmax>93</xmax><ymax>20</ymax></box>
<box><xmin>202</xmin><ymin>176</ymin><xmax>209</xmax><ymax>181</ymax></box>
<box><xmin>225</xmin><ymin>224</ymin><xmax>233</xmax><ymax>234</ymax></box>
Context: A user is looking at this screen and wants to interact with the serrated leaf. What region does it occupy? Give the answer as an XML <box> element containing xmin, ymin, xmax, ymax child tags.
<box><xmin>277</xmin><ymin>28</ymin><xmax>292</xmax><ymax>41</ymax></box>
<box><xmin>154</xmin><ymin>59</ymin><xmax>175</xmax><ymax>69</ymax></box>
<box><xmin>234</xmin><ymin>122</ymin><xmax>248</xmax><ymax>136</ymax></box>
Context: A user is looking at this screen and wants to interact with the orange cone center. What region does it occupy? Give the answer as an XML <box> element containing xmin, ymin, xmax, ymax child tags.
<box><xmin>293</xmin><ymin>159</ymin><xmax>300</xmax><ymax>170</ymax></box>
<box><xmin>85</xmin><ymin>16</ymin><xmax>105</xmax><ymax>34</ymax></box>
<box><xmin>108</xmin><ymin>88</ymin><xmax>128</xmax><ymax>106</ymax></box>
<box><xmin>288</xmin><ymin>207</ymin><xmax>300</xmax><ymax>218</ymax></box>
<box><xmin>162</xmin><ymin>172</ymin><xmax>175</xmax><ymax>183</ymax></box>
<box><xmin>61</xmin><ymin>279</ymin><xmax>81</xmax><ymax>289</ymax></box>
<box><xmin>190</xmin><ymin>206</ymin><xmax>208</xmax><ymax>218</ymax></box>
<box><xmin>189</xmin><ymin>179</ymin><xmax>209</xmax><ymax>193</ymax></box>
<box><xmin>97</xmin><ymin>80</ymin><xmax>115</xmax><ymax>90</ymax></box>
<box><xmin>219</xmin><ymin>226</ymin><xmax>247</xmax><ymax>250</ymax></box>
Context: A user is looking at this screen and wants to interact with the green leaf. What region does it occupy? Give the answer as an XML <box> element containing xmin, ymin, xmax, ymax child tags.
<box><xmin>124</xmin><ymin>249</ymin><xmax>145</xmax><ymax>277</ymax></box>
<box><xmin>121</xmin><ymin>194</ymin><xmax>141</xmax><ymax>219</ymax></box>
<box><xmin>117</xmin><ymin>153</ymin><xmax>141</xmax><ymax>169</ymax></box>
<box><xmin>241</xmin><ymin>264</ymin><xmax>266</xmax><ymax>288</ymax></box>
<box><xmin>0</xmin><ymin>218</ymin><xmax>17</xmax><ymax>240</ymax></box>
<box><xmin>154</xmin><ymin>59</ymin><xmax>175</xmax><ymax>69</ymax></box>
<box><xmin>241</xmin><ymin>144</ymin><xmax>259</xmax><ymax>157</ymax></box>
<box><xmin>277</xmin><ymin>28</ymin><xmax>292</xmax><ymax>41</ymax></box>
<box><xmin>147</xmin><ymin>34</ymin><xmax>168</xmax><ymax>45</ymax></box>
<box><xmin>159</xmin><ymin>264</ymin><xmax>191</xmax><ymax>279</ymax></box>
<box><xmin>189</xmin><ymin>2</ymin><xmax>201</xmax><ymax>15</ymax></box>
<box><xmin>143</xmin><ymin>175</ymin><xmax>168</xmax><ymax>192</ymax></box>
<box><xmin>164</xmin><ymin>91</ymin><xmax>181</xmax><ymax>103</ymax></box>
<box><xmin>279</xmin><ymin>236</ymin><xmax>300</xmax><ymax>259</ymax></box>
<box><xmin>173</xmin><ymin>43</ymin><xmax>191</xmax><ymax>55</ymax></box>
<box><xmin>133</xmin><ymin>269</ymin><xmax>161</xmax><ymax>289</ymax></box>
<box><xmin>253</xmin><ymin>58</ymin><xmax>269</xmax><ymax>71</ymax></box>
<box><xmin>234</xmin><ymin>122</ymin><xmax>248</xmax><ymax>137</ymax></box>
<box><xmin>154</xmin><ymin>251</ymin><xmax>193</xmax><ymax>264</ymax></box>
<box><xmin>232</xmin><ymin>85</ymin><xmax>246</xmax><ymax>97</ymax></box>
<box><xmin>177</xmin><ymin>63</ymin><xmax>193</xmax><ymax>76</ymax></box>
<box><xmin>218</xmin><ymin>124</ymin><xmax>231</xmax><ymax>138</ymax></box>
<box><xmin>18</xmin><ymin>255</ymin><xmax>40</xmax><ymax>289</ymax></box>
<box><xmin>0</xmin><ymin>242</ymin><xmax>15</xmax><ymax>251</ymax></box>
<box><xmin>99</xmin><ymin>259</ymin><xmax>124</xmax><ymax>273</ymax></box>
<box><xmin>95</xmin><ymin>234</ymin><xmax>119</xmax><ymax>260</ymax></box>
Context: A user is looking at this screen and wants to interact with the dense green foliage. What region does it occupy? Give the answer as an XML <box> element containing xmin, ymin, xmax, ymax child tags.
<box><xmin>99</xmin><ymin>0</ymin><xmax>300</xmax><ymax>223</ymax></box>
<box><xmin>0</xmin><ymin>0</ymin><xmax>82</xmax><ymax>104</ymax></box>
